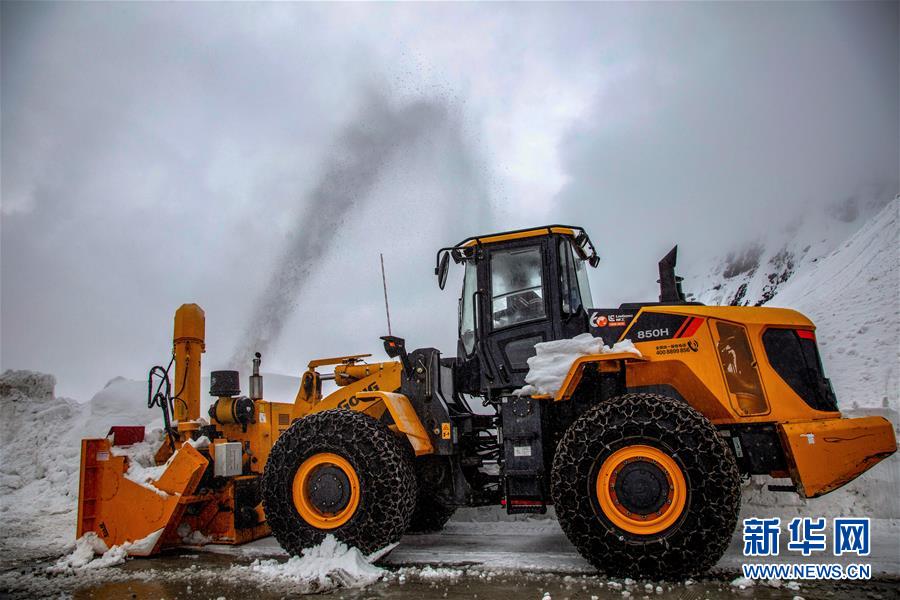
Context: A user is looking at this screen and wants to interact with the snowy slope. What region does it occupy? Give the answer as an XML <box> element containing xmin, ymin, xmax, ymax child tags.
<box><xmin>767</xmin><ymin>198</ymin><xmax>898</xmax><ymax>411</ymax></box>
<box><xmin>687</xmin><ymin>196</ymin><xmax>893</xmax><ymax>308</ymax></box>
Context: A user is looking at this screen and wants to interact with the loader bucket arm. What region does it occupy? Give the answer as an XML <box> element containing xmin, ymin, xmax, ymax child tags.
<box><xmin>77</xmin><ymin>438</ymin><xmax>208</xmax><ymax>555</ymax></box>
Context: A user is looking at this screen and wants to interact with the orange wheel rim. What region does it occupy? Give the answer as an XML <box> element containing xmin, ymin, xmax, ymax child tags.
<box><xmin>595</xmin><ymin>444</ymin><xmax>687</xmax><ymax>535</ymax></box>
<box><xmin>292</xmin><ymin>452</ymin><xmax>360</xmax><ymax>529</ymax></box>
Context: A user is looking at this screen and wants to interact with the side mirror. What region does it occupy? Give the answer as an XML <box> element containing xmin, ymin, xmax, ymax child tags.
<box><xmin>437</xmin><ymin>251</ymin><xmax>450</xmax><ymax>290</ymax></box>
<box><xmin>589</xmin><ymin>255</ymin><xmax>600</xmax><ymax>268</ymax></box>
<box><xmin>381</xmin><ymin>335</ymin><xmax>406</xmax><ymax>358</ymax></box>
<box><xmin>380</xmin><ymin>335</ymin><xmax>412</xmax><ymax>377</ymax></box>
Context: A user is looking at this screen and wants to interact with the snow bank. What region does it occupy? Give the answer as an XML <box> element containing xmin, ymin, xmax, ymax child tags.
<box><xmin>0</xmin><ymin>371</ymin><xmax>160</xmax><ymax>560</ymax></box>
<box><xmin>231</xmin><ymin>535</ymin><xmax>389</xmax><ymax>593</ymax></box>
<box><xmin>515</xmin><ymin>333</ymin><xmax>641</xmax><ymax>397</ymax></box>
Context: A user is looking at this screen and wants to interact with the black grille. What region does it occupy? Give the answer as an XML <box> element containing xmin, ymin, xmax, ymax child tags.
<box><xmin>762</xmin><ymin>329</ymin><xmax>838</xmax><ymax>412</ymax></box>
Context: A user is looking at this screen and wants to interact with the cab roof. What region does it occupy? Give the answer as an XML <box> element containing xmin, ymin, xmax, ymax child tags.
<box><xmin>452</xmin><ymin>224</ymin><xmax>598</xmax><ymax>262</ymax></box>
<box><xmin>457</xmin><ymin>225</ymin><xmax>583</xmax><ymax>248</ymax></box>
<box><xmin>434</xmin><ymin>224</ymin><xmax>600</xmax><ymax>285</ymax></box>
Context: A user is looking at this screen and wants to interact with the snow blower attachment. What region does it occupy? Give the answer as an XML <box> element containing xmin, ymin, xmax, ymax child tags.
<box><xmin>76</xmin><ymin>437</ymin><xmax>208</xmax><ymax>554</ymax></box>
<box><xmin>77</xmin><ymin>225</ymin><xmax>896</xmax><ymax>579</ymax></box>
<box><xmin>76</xmin><ymin>304</ymin><xmax>287</xmax><ymax>554</ymax></box>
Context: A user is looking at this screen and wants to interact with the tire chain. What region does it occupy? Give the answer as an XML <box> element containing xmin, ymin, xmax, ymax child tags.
<box><xmin>551</xmin><ymin>393</ymin><xmax>741</xmax><ymax>580</ymax></box>
<box><xmin>261</xmin><ymin>409</ymin><xmax>417</xmax><ymax>555</ymax></box>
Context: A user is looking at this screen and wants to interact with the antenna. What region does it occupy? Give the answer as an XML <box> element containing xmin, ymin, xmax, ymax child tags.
<box><xmin>380</xmin><ymin>253</ymin><xmax>392</xmax><ymax>336</ymax></box>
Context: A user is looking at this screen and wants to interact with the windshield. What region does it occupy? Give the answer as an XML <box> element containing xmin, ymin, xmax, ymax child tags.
<box><xmin>490</xmin><ymin>246</ymin><xmax>545</xmax><ymax>329</ymax></box>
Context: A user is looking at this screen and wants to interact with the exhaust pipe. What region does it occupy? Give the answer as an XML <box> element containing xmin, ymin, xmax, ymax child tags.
<box><xmin>249</xmin><ymin>352</ymin><xmax>264</xmax><ymax>400</ymax></box>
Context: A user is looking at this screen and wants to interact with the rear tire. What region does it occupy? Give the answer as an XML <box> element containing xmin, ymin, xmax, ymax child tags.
<box><xmin>551</xmin><ymin>393</ymin><xmax>740</xmax><ymax>580</ymax></box>
<box><xmin>261</xmin><ymin>409</ymin><xmax>417</xmax><ymax>555</ymax></box>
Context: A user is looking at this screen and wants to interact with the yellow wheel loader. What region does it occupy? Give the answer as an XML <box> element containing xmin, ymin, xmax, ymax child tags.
<box><xmin>77</xmin><ymin>225</ymin><xmax>896</xmax><ymax>579</ymax></box>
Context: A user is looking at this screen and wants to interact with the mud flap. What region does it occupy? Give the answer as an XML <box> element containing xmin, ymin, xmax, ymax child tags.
<box><xmin>779</xmin><ymin>416</ymin><xmax>897</xmax><ymax>498</ymax></box>
<box><xmin>76</xmin><ymin>438</ymin><xmax>208</xmax><ymax>555</ymax></box>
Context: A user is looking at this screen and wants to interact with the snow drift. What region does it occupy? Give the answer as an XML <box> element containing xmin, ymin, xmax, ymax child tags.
<box><xmin>0</xmin><ymin>371</ymin><xmax>161</xmax><ymax>561</ymax></box>
<box><xmin>232</xmin><ymin>535</ymin><xmax>391</xmax><ymax>593</ymax></box>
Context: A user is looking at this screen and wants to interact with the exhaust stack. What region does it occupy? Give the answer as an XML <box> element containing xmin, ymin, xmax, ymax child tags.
<box><xmin>249</xmin><ymin>352</ymin><xmax>264</xmax><ymax>400</ymax></box>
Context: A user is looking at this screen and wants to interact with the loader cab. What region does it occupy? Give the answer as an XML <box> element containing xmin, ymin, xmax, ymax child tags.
<box><xmin>436</xmin><ymin>226</ymin><xmax>599</xmax><ymax>395</ymax></box>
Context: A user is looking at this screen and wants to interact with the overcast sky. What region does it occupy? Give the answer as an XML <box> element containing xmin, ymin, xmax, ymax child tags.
<box><xmin>2</xmin><ymin>2</ymin><xmax>897</xmax><ymax>401</ymax></box>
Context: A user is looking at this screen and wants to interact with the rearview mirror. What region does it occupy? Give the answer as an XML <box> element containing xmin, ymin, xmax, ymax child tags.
<box><xmin>437</xmin><ymin>251</ymin><xmax>450</xmax><ymax>289</ymax></box>
<box><xmin>589</xmin><ymin>255</ymin><xmax>600</xmax><ymax>268</ymax></box>
<box><xmin>381</xmin><ymin>335</ymin><xmax>406</xmax><ymax>358</ymax></box>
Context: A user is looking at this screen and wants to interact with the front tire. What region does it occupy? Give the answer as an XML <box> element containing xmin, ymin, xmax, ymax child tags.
<box><xmin>551</xmin><ymin>393</ymin><xmax>740</xmax><ymax>580</ymax></box>
<box><xmin>261</xmin><ymin>409</ymin><xmax>417</xmax><ymax>555</ymax></box>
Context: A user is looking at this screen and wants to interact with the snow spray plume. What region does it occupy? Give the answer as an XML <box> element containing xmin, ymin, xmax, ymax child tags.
<box><xmin>230</xmin><ymin>96</ymin><xmax>450</xmax><ymax>365</ymax></box>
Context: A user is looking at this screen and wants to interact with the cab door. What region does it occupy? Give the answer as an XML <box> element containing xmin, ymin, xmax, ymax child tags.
<box><xmin>480</xmin><ymin>239</ymin><xmax>555</xmax><ymax>390</ymax></box>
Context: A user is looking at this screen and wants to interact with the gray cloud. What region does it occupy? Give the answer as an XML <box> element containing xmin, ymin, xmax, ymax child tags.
<box><xmin>553</xmin><ymin>2</ymin><xmax>898</xmax><ymax>303</ymax></box>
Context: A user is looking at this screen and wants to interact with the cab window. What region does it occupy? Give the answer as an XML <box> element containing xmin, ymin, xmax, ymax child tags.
<box><xmin>573</xmin><ymin>247</ymin><xmax>594</xmax><ymax>308</ymax></box>
<box><xmin>459</xmin><ymin>260</ymin><xmax>477</xmax><ymax>355</ymax></box>
<box><xmin>558</xmin><ymin>239</ymin><xmax>583</xmax><ymax>315</ymax></box>
<box><xmin>715</xmin><ymin>320</ymin><xmax>768</xmax><ymax>415</ymax></box>
<box><xmin>490</xmin><ymin>246</ymin><xmax>545</xmax><ymax>329</ymax></box>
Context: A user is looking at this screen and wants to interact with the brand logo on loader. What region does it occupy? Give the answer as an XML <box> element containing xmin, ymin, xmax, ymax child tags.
<box><xmin>337</xmin><ymin>382</ymin><xmax>379</xmax><ymax>410</ymax></box>
<box><xmin>590</xmin><ymin>312</ymin><xmax>633</xmax><ymax>328</ymax></box>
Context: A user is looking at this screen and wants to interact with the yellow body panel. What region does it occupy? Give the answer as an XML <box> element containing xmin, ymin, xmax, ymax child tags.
<box><xmin>356</xmin><ymin>391</ymin><xmax>435</xmax><ymax>455</ymax></box>
<box><xmin>779</xmin><ymin>416</ymin><xmax>897</xmax><ymax>497</ymax></box>
<box><xmin>558</xmin><ymin>305</ymin><xmax>839</xmax><ymax>425</ymax></box>
<box><xmin>307</xmin><ymin>354</ymin><xmax>372</xmax><ymax>368</ymax></box>
<box><xmin>292</xmin><ymin>359</ymin><xmax>401</xmax><ymax>419</ymax></box>
<box><xmin>548</xmin><ymin>353</ymin><xmax>647</xmax><ymax>401</ymax></box>
<box><xmin>217</xmin><ymin>400</ymin><xmax>295</xmax><ymax>474</ymax></box>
